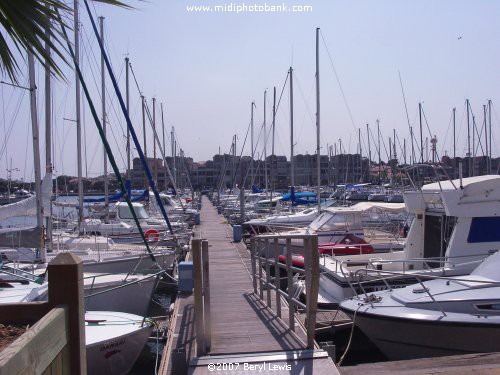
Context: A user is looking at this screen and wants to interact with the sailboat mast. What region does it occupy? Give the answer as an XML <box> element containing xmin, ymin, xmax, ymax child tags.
<box><xmin>250</xmin><ymin>101</ymin><xmax>254</xmax><ymax>184</ymax></box>
<box><xmin>153</xmin><ymin>97</ymin><xmax>157</xmax><ymax>182</ymax></box>
<box><xmin>489</xmin><ymin>99</ymin><xmax>492</xmax><ymax>173</ymax></box>
<box><xmin>125</xmin><ymin>57</ymin><xmax>130</xmax><ymax>179</ymax></box>
<box><xmin>316</xmin><ymin>27</ymin><xmax>321</xmax><ymax>213</ymax></box>
<box><xmin>289</xmin><ymin>67</ymin><xmax>295</xmax><ymax>188</ymax></box>
<box><xmin>466</xmin><ymin>99</ymin><xmax>471</xmax><ymax>176</ymax></box>
<box><xmin>75</xmin><ymin>0</ymin><xmax>84</xmax><ymax>230</ymax></box>
<box><xmin>419</xmin><ymin>102</ymin><xmax>423</xmax><ymax>163</ymax></box>
<box><xmin>171</xmin><ymin>127</ymin><xmax>176</xmax><ymax>186</ymax></box>
<box><xmin>366</xmin><ymin>123</ymin><xmax>371</xmax><ymax>171</ymax></box>
<box><xmin>453</xmin><ymin>107</ymin><xmax>456</xmax><ymax>160</ymax></box>
<box><xmin>44</xmin><ymin>21</ymin><xmax>53</xmax><ymax>252</ymax></box>
<box><xmin>99</xmin><ymin>16</ymin><xmax>109</xmax><ymax>219</ymax></box>
<box><xmin>28</xmin><ymin>52</ymin><xmax>44</xmax><ymax>261</ymax></box>
<box><xmin>272</xmin><ymin>87</ymin><xmax>276</xmax><ymax>156</ymax></box>
<box><xmin>161</xmin><ymin>103</ymin><xmax>166</xmax><ymax>190</ymax></box>
<box><xmin>142</xmin><ymin>95</ymin><xmax>147</xmax><ymax>158</ymax></box>
<box><xmin>264</xmin><ymin>89</ymin><xmax>268</xmax><ymax>195</ymax></box>
<box><xmin>377</xmin><ymin>119</ymin><xmax>381</xmax><ymax>182</ymax></box>
<box><xmin>484</xmin><ymin>104</ymin><xmax>488</xmax><ymax>173</ymax></box>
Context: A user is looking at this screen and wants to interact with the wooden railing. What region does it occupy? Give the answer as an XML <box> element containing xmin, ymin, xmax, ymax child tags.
<box><xmin>0</xmin><ymin>253</ymin><xmax>86</xmax><ymax>375</ymax></box>
<box><xmin>250</xmin><ymin>234</ymin><xmax>320</xmax><ymax>349</ymax></box>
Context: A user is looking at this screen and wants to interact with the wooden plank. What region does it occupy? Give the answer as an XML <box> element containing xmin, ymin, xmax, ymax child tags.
<box><xmin>0</xmin><ymin>302</ymin><xmax>50</xmax><ymax>324</ymax></box>
<box><xmin>0</xmin><ymin>307</ymin><xmax>68</xmax><ymax>375</ymax></box>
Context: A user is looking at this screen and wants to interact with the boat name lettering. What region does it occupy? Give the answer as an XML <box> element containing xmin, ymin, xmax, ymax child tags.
<box><xmin>99</xmin><ymin>338</ymin><xmax>125</xmax><ymax>352</ymax></box>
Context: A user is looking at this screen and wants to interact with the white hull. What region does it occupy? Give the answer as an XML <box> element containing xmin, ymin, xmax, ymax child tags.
<box><xmin>84</xmin><ymin>273</ymin><xmax>159</xmax><ymax>317</ymax></box>
<box><xmin>344</xmin><ymin>308</ymin><xmax>500</xmax><ymax>360</ymax></box>
<box><xmin>85</xmin><ymin>311</ymin><xmax>153</xmax><ymax>375</ymax></box>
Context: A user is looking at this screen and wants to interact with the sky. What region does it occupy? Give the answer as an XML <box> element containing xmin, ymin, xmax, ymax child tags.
<box><xmin>2</xmin><ymin>0</ymin><xmax>500</xmax><ymax>180</ymax></box>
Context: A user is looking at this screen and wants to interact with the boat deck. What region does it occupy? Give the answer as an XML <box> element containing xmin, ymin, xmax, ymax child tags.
<box><xmin>159</xmin><ymin>196</ymin><xmax>338</xmax><ymax>374</ymax></box>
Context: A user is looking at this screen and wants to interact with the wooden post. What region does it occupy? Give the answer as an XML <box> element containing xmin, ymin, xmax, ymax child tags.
<box><xmin>202</xmin><ymin>240</ymin><xmax>211</xmax><ymax>352</ymax></box>
<box><xmin>47</xmin><ymin>252</ymin><xmax>86</xmax><ymax>375</ymax></box>
<box><xmin>192</xmin><ymin>239</ymin><xmax>205</xmax><ymax>356</ymax></box>
<box><xmin>265</xmin><ymin>240</ymin><xmax>272</xmax><ymax>308</ymax></box>
<box><xmin>273</xmin><ymin>238</ymin><xmax>281</xmax><ymax>318</ymax></box>
<box><xmin>303</xmin><ymin>236</ymin><xmax>311</xmax><ymax>310</ymax></box>
<box><xmin>250</xmin><ymin>238</ymin><xmax>257</xmax><ymax>294</ymax></box>
<box><xmin>307</xmin><ymin>235</ymin><xmax>319</xmax><ymax>349</ymax></box>
<box><xmin>258</xmin><ymin>240</ymin><xmax>264</xmax><ymax>301</ymax></box>
<box><xmin>286</xmin><ymin>238</ymin><xmax>295</xmax><ymax>331</ymax></box>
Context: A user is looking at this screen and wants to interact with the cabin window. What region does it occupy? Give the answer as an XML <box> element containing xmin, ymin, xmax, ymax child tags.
<box><xmin>118</xmin><ymin>205</ymin><xmax>149</xmax><ymax>219</ymax></box>
<box><xmin>475</xmin><ymin>303</ymin><xmax>500</xmax><ymax>311</ymax></box>
<box><xmin>468</xmin><ymin>217</ymin><xmax>500</xmax><ymax>243</ymax></box>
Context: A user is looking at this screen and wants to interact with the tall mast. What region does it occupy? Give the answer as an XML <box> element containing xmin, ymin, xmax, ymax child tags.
<box><xmin>472</xmin><ymin>114</ymin><xmax>476</xmax><ymax>176</ymax></box>
<box><xmin>366</xmin><ymin>123</ymin><xmax>371</xmax><ymax>171</ymax></box>
<box><xmin>125</xmin><ymin>57</ymin><xmax>130</xmax><ymax>180</ymax></box>
<box><xmin>272</xmin><ymin>87</ymin><xmax>276</xmax><ymax>156</ymax></box>
<box><xmin>484</xmin><ymin>104</ymin><xmax>488</xmax><ymax>173</ymax></box>
<box><xmin>171</xmin><ymin>127</ymin><xmax>176</xmax><ymax>186</ymax></box>
<box><xmin>358</xmin><ymin>128</ymin><xmax>361</xmax><ymax>182</ymax></box>
<box><xmin>489</xmin><ymin>100</ymin><xmax>492</xmax><ymax>173</ymax></box>
<box><xmin>316</xmin><ymin>27</ymin><xmax>321</xmax><ymax>213</ymax></box>
<box><xmin>141</xmin><ymin>95</ymin><xmax>147</xmax><ymax>185</ymax></box>
<box><xmin>28</xmin><ymin>52</ymin><xmax>44</xmax><ymax>261</ymax></box>
<box><xmin>141</xmin><ymin>95</ymin><xmax>147</xmax><ymax>158</ymax></box>
<box><xmin>44</xmin><ymin>19</ymin><xmax>53</xmax><ymax>251</ymax></box>
<box><xmin>99</xmin><ymin>16</ymin><xmax>108</xmax><ymax>220</ymax></box>
<box><xmin>75</xmin><ymin>0</ymin><xmax>84</xmax><ymax>230</ymax></box>
<box><xmin>289</xmin><ymin>67</ymin><xmax>295</xmax><ymax>189</ymax></box>
<box><xmin>403</xmin><ymin>138</ymin><xmax>407</xmax><ymax>165</ymax></box>
<box><xmin>161</xmin><ymin>103</ymin><xmax>166</xmax><ymax>190</ymax></box>
<box><xmin>453</xmin><ymin>107</ymin><xmax>456</xmax><ymax>160</ymax></box>
<box><xmin>419</xmin><ymin>102</ymin><xmax>423</xmax><ymax>163</ymax></box>
<box><xmin>393</xmin><ymin>128</ymin><xmax>397</xmax><ymax>161</ymax></box>
<box><xmin>250</xmin><ymin>101</ymin><xmax>254</xmax><ymax>184</ymax></box>
<box><xmin>153</xmin><ymin>97</ymin><xmax>157</xmax><ymax>182</ymax></box>
<box><xmin>264</xmin><ymin>89</ymin><xmax>268</xmax><ymax>195</ymax></box>
<box><xmin>377</xmin><ymin>119</ymin><xmax>381</xmax><ymax>182</ymax></box>
<box><xmin>466</xmin><ymin>99</ymin><xmax>471</xmax><ymax>176</ymax></box>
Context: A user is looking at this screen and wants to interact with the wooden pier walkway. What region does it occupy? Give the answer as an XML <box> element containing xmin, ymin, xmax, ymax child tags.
<box><xmin>158</xmin><ymin>196</ymin><xmax>338</xmax><ymax>375</ymax></box>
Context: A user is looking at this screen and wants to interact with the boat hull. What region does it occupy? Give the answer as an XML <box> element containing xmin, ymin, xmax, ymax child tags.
<box><xmin>86</xmin><ymin>312</ymin><xmax>153</xmax><ymax>375</ymax></box>
<box><xmin>340</xmin><ymin>305</ymin><xmax>500</xmax><ymax>360</ymax></box>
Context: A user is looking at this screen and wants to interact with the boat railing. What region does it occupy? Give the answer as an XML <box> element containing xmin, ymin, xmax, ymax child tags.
<box><xmin>348</xmin><ymin>258</ymin><xmax>499</xmax><ymax>312</ymax></box>
<box><xmin>1</xmin><ymin>262</ymin><xmax>45</xmax><ymax>284</ymax></box>
<box><xmin>83</xmin><ymin>270</ymin><xmax>164</xmax><ymax>309</ymax></box>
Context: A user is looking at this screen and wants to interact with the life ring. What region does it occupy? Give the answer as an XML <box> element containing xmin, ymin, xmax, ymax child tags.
<box><xmin>144</xmin><ymin>229</ymin><xmax>160</xmax><ymax>242</ymax></box>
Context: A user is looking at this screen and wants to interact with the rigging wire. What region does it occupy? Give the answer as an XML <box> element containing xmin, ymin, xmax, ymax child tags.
<box><xmin>320</xmin><ymin>29</ymin><xmax>368</xmax><ymax>153</ymax></box>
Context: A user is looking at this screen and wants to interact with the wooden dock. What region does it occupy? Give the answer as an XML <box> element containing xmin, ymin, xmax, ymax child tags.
<box><xmin>158</xmin><ymin>196</ymin><xmax>338</xmax><ymax>374</ymax></box>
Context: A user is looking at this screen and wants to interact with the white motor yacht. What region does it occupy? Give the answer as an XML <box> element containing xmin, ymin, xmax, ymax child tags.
<box><xmin>302</xmin><ymin>175</ymin><xmax>500</xmax><ymax>308</ymax></box>
<box><xmin>339</xmin><ymin>250</ymin><xmax>500</xmax><ymax>360</ymax></box>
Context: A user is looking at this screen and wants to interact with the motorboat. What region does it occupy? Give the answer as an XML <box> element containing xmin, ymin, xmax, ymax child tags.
<box><xmin>339</xmin><ymin>250</ymin><xmax>500</xmax><ymax>360</ymax></box>
<box><xmin>296</xmin><ymin>175</ymin><xmax>500</xmax><ymax>308</ymax></box>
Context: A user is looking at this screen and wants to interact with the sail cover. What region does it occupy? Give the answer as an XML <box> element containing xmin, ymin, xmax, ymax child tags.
<box><xmin>0</xmin><ymin>173</ymin><xmax>52</xmax><ymax>221</ymax></box>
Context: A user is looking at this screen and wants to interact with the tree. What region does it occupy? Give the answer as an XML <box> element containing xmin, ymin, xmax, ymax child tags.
<box><xmin>0</xmin><ymin>0</ymin><xmax>130</xmax><ymax>84</ymax></box>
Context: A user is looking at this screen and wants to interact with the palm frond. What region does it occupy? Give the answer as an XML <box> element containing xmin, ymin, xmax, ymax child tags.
<box><xmin>0</xmin><ymin>0</ymin><xmax>135</xmax><ymax>84</ymax></box>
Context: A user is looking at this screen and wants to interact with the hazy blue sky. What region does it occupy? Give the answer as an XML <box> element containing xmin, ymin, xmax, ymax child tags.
<box><xmin>2</xmin><ymin>0</ymin><xmax>500</xmax><ymax>180</ymax></box>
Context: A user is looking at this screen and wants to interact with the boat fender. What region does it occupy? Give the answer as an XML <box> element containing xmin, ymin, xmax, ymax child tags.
<box><xmin>144</xmin><ymin>228</ymin><xmax>160</xmax><ymax>242</ymax></box>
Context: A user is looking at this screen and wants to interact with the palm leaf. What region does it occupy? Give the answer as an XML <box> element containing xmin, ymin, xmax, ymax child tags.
<box><xmin>0</xmin><ymin>0</ymin><xmax>134</xmax><ymax>84</ymax></box>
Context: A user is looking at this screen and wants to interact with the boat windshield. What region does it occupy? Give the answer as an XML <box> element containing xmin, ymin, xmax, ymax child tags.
<box><xmin>118</xmin><ymin>205</ymin><xmax>150</xmax><ymax>219</ymax></box>
<box><xmin>309</xmin><ymin>211</ymin><xmax>361</xmax><ymax>231</ymax></box>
